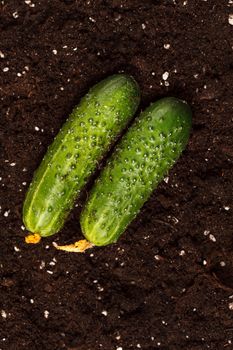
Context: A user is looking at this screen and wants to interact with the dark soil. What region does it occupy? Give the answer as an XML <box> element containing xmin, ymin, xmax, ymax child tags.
<box><xmin>0</xmin><ymin>0</ymin><xmax>233</xmax><ymax>349</ymax></box>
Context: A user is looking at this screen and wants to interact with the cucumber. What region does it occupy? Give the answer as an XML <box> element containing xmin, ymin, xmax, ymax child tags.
<box><xmin>80</xmin><ymin>97</ymin><xmax>192</xmax><ymax>246</ymax></box>
<box><xmin>23</xmin><ymin>74</ymin><xmax>140</xmax><ymax>237</ymax></box>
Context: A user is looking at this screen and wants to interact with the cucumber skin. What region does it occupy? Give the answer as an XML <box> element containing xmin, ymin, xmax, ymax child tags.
<box><xmin>23</xmin><ymin>74</ymin><xmax>140</xmax><ymax>237</ymax></box>
<box><xmin>80</xmin><ymin>97</ymin><xmax>192</xmax><ymax>246</ymax></box>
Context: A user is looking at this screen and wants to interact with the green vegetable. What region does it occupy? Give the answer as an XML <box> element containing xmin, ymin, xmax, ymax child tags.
<box><xmin>80</xmin><ymin>97</ymin><xmax>192</xmax><ymax>246</ymax></box>
<box><xmin>23</xmin><ymin>74</ymin><xmax>140</xmax><ymax>237</ymax></box>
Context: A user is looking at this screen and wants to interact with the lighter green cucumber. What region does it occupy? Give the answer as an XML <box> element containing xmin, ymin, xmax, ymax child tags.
<box><xmin>80</xmin><ymin>97</ymin><xmax>192</xmax><ymax>246</ymax></box>
<box><xmin>23</xmin><ymin>74</ymin><xmax>140</xmax><ymax>237</ymax></box>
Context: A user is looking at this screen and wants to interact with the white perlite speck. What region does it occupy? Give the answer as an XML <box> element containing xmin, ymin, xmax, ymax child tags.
<box><xmin>89</xmin><ymin>16</ymin><xmax>96</xmax><ymax>22</ymax></box>
<box><xmin>204</xmin><ymin>230</ymin><xmax>210</xmax><ymax>236</ymax></box>
<box><xmin>229</xmin><ymin>302</ymin><xmax>233</xmax><ymax>310</ymax></box>
<box><xmin>12</xmin><ymin>11</ymin><xmax>19</xmax><ymax>18</ymax></box>
<box><xmin>164</xmin><ymin>176</ymin><xmax>169</xmax><ymax>183</ymax></box>
<box><xmin>52</xmin><ymin>49</ymin><xmax>57</xmax><ymax>55</ymax></box>
<box><xmin>3</xmin><ymin>210</ymin><xmax>10</xmax><ymax>217</ymax></box>
<box><xmin>162</xmin><ymin>71</ymin><xmax>169</xmax><ymax>80</ymax></box>
<box><xmin>141</xmin><ymin>23</ymin><xmax>146</xmax><ymax>29</ymax></box>
<box><xmin>44</xmin><ymin>310</ymin><xmax>49</xmax><ymax>318</ymax></box>
<box><xmin>223</xmin><ymin>206</ymin><xmax>230</xmax><ymax>211</ymax></box>
<box><xmin>228</xmin><ymin>14</ymin><xmax>233</xmax><ymax>25</ymax></box>
<box><xmin>35</xmin><ymin>126</ymin><xmax>40</xmax><ymax>131</ymax></box>
<box><xmin>164</xmin><ymin>43</ymin><xmax>170</xmax><ymax>49</ymax></box>
<box><xmin>101</xmin><ymin>310</ymin><xmax>107</xmax><ymax>316</ymax></box>
<box><xmin>0</xmin><ymin>50</ymin><xmax>5</xmax><ymax>58</ymax></box>
<box><xmin>1</xmin><ymin>310</ymin><xmax>7</xmax><ymax>318</ymax></box>
<box><xmin>209</xmin><ymin>234</ymin><xmax>216</xmax><ymax>242</ymax></box>
<box><xmin>3</xmin><ymin>67</ymin><xmax>9</xmax><ymax>72</ymax></box>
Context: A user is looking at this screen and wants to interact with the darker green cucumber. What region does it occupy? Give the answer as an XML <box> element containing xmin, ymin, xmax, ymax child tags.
<box><xmin>80</xmin><ymin>97</ymin><xmax>192</xmax><ymax>246</ymax></box>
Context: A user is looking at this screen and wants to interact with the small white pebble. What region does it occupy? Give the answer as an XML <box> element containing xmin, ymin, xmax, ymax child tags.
<box><xmin>47</xmin><ymin>270</ymin><xmax>53</xmax><ymax>275</ymax></box>
<box><xmin>21</xmin><ymin>225</ymin><xmax>25</xmax><ymax>231</ymax></box>
<box><xmin>193</xmin><ymin>308</ymin><xmax>197</xmax><ymax>311</ymax></box>
<box><xmin>116</xmin><ymin>335</ymin><xmax>121</xmax><ymax>340</ymax></box>
<box><xmin>229</xmin><ymin>14</ymin><xmax>233</xmax><ymax>25</ymax></box>
<box><xmin>34</xmin><ymin>126</ymin><xmax>40</xmax><ymax>131</ymax></box>
<box><xmin>44</xmin><ymin>310</ymin><xmax>49</xmax><ymax>318</ymax></box>
<box><xmin>10</xmin><ymin>162</ymin><xmax>16</xmax><ymax>166</ymax></box>
<box><xmin>137</xmin><ymin>344</ymin><xmax>141</xmax><ymax>348</ymax></box>
<box><xmin>0</xmin><ymin>50</ymin><xmax>5</xmax><ymax>58</ymax></box>
<box><xmin>3</xmin><ymin>67</ymin><xmax>9</xmax><ymax>72</ymax></box>
<box><xmin>52</xmin><ymin>49</ymin><xmax>57</xmax><ymax>55</ymax></box>
<box><xmin>164</xmin><ymin>43</ymin><xmax>170</xmax><ymax>49</ymax></box>
<box><xmin>179</xmin><ymin>250</ymin><xmax>185</xmax><ymax>256</ymax></box>
<box><xmin>154</xmin><ymin>255</ymin><xmax>160</xmax><ymax>260</ymax></box>
<box><xmin>101</xmin><ymin>310</ymin><xmax>107</xmax><ymax>316</ymax></box>
<box><xmin>141</xmin><ymin>23</ymin><xmax>146</xmax><ymax>29</ymax></box>
<box><xmin>220</xmin><ymin>261</ymin><xmax>226</xmax><ymax>267</ymax></box>
<box><xmin>162</xmin><ymin>71</ymin><xmax>169</xmax><ymax>80</ymax></box>
<box><xmin>229</xmin><ymin>302</ymin><xmax>233</xmax><ymax>310</ymax></box>
<box><xmin>203</xmin><ymin>259</ymin><xmax>207</xmax><ymax>266</ymax></box>
<box><xmin>12</xmin><ymin>11</ymin><xmax>19</xmax><ymax>18</ymax></box>
<box><xmin>14</xmin><ymin>246</ymin><xmax>20</xmax><ymax>252</ymax></box>
<box><xmin>1</xmin><ymin>310</ymin><xmax>7</xmax><ymax>318</ymax></box>
<box><xmin>17</xmin><ymin>73</ymin><xmax>22</xmax><ymax>77</ymax></box>
<box><xmin>164</xmin><ymin>176</ymin><xmax>169</xmax><ymax>183</ymax></box>
<box><xmin>30</xmin><ymin>299</ymin><xmax>34</xmax><ymax>304</ymax></box>
<box><xmin>22</xmin><ymin>182</ymin><xmax>27</xmax><ymax>186</ymax></box>
<box><xmin>209</xmin><ymin>234</ymin><xmax>216</xmax><ymax>242</ymax></box>
<box><xmin>24</xmin><ymin>66</ymin><xmax>29</xmax><ymax>71</ymax></box>
<box><xmin>60</xmin><ymin>87</ymin><xmax>64</xmax><ymax>91</ymax></box>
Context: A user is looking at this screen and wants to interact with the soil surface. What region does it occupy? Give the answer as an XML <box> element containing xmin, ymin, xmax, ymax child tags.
<box><xmin>0</xmin><ymin>0</ymin><xmax>233</xmax><ymax>349</ymax></box>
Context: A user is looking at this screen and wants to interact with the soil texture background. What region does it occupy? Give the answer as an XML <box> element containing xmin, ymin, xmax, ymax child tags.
<box><xmin>0</xmin><ymin>0</ymin><xmax>233</xmax><ymax>349</ymax></box>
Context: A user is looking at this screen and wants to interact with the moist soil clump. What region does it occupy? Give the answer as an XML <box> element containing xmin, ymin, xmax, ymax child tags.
<box><xmin>0</xmin><ymin>1</ymin><xmax>233</xmax><ymax>349</ymax></box>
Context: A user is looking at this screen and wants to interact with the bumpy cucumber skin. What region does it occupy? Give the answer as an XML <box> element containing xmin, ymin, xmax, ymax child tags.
<box><xmin>23</xmin><ymin>74</ymin><xmax>140</xmax><ymax>237</ymax></box>
<box><xmin>80</xmin><ymin>97</ymin><xmax>192</xmax><ymax>246</ymax></box>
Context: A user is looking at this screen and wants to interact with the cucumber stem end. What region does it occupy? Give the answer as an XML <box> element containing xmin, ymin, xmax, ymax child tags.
<box><xmin>25</xmin><ymin>233</ymin><xmax>41</xmax><ymax>244</ymax></box>
<box><xmin>52</xmin><ymin>239</ymin><xmax>93</xmax><ymax>253</ymax></box>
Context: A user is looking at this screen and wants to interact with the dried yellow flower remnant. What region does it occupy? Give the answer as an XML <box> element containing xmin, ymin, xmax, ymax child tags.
<box><xmin>25</xmin><ymin>233</ymin><xmax>41</xmax><ymax>244</ymax></box>
<box><xmin>52</xmin><ymin>239</ymin><xmax>93</xmax><ymax>253</ymax></box>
